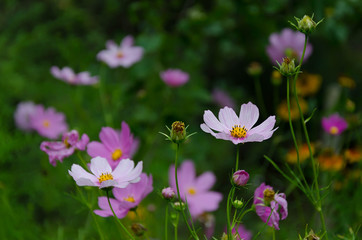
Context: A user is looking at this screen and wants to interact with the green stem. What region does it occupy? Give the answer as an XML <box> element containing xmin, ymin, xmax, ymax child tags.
<box><xmin>293</xmin><ymin>34</ymin><xmax>328</xmax><ymax>239</ymax></box>
<box><xmin>106</xmin><ymin>190</ymin><xmax>135</xmax><ymax>240</ymax></box>
<box><xmin>226</xmin><ymin>186</ymin><xmax>235</xmax><ymax>238</ymax></box>
<box><xmin>174</xmin><ymin>213</ymin><xmax>179</xmax><ymax>240</ymax></box>
<box><xmin>165</xmin><ymin>205</ymin><xmax>169</xmax><ymax>240</ymax></box>
<box><xmin>272</xmin><ymin>227</ymin><xmax>276</xmax><ymax>240</ymax></box>
<box><xmin>174</xmin><ymin>144</ymin><xmax>199</xmax><ymax>240</ymax></box>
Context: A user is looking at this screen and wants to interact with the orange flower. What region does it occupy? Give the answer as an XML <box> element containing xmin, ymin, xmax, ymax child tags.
<box><xmin>338</xmin><ymin>76</ymin><xmax>356</xmax><ymax>88</ymax></box>
<box><xmin>277</xmin><ymin>98</ymin><xmax>308</xmax><ymax>121</ymax></box>
<box><xmin>296</xmin><ymin>73</ymin><xmax>322</xmax><ymax>96</ymax></box>
<box><xmin>317</xmin><ymin>150</ymin><xmax>344</xmax><ymax>171</ymax></box>
<box><xmin>286</xmin><ymin>143</ymin><xmax>315</xmax><ymax>164</ymax></box>
<box><xmin>345</xmin><ymin>148</ymin><xmax>362</xmax><ymax>164</ymax></box>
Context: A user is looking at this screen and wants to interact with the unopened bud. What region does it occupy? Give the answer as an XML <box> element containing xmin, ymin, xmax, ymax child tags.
<box><xmin>131</xmin><ymin>223</ymin><xmax>147</xmax><ymax>237</ymax></box>
<box><xmin>232</xmin><ymin>170</ymin><xmax>249</xmax><ymax>186</ymax></box>
<box><xmin>232</xmin><ymin>199</ymin><xmax>243</xmax><ymax>209</ymax></box>
<box><xmin>290</xmin><ymin>14</ymin><xmax>323</xmax><ymax>35</ymax></box>
<box><xmin>278</xmin><ymin>57</ymin><xmax>297</xmax><ymax>77</ymax></box>
<box><xmin>173</xmin><ymin>201</ymin><xmax>186</xmax><ymax>211</ymax></box>
<box><xmin>162</xmin><ymin>187</ymin><xmax>175</xmax><ymax>200</ymax></box>
<box><xmin>171</xmin><ymin>121</ymin><xmax>186</xmax><ymax>143</ymax></box>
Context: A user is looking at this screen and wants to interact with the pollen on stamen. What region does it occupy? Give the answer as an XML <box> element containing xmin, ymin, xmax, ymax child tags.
<box><xmin>112</xmin><ymin>149</ymin><xmax>123</xmax><ymax>161</ymax></box>
<box><xmin>188</xmin><ymin>187</ymin><xmax>197</xmax><ymax>195</ymax></box>
<box><xmin>117</xmin><ymin>51</ymin><xmax>124</xmax><ymax>58</ymax></box>
<box><xmin>124</xmin><ymin>196</ymin><xmax>136</xmax><ymax>203</ymax></box>
<box><xmin>230</xmin><ymin>125</ymin><xmax>248</xmax><ymax>139</ymax></box>
<box><xmin>329</xmin><ymin>126</ymin><xmax>339</xmax><ymax>135</ymax></box>
<box><xmin>42</xmin><ymin>120</ymin><xmax>50</xmax><ymax>128</ymax></box>
<box><xmin>98</xmin><ymin>173</ymin><xmax>113</xmax><ymax>183</ymax></box>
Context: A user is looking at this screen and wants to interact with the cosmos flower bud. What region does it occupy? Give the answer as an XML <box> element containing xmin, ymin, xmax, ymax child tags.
<box><xmin>131</xmin><ymin>223</ymin><xmax>147</xmax><ymax>237</ymax></box>
<box><xmin>277</xmin><ymin>57</ymin><xmax>297</xmax><ymax>77</ymax></box>
<box><xmin>246</xmin><ymin>62</ymin><xmax>263</xmax><ymax>77</ymax></box>
<box><xmin>172</xmin><ymin>201</ymin><xmax>186</xmax><ymax>211</ymax></box>
<box><xmin>171</xmin><ymin>121</ymin><xmax>187</xmax><ymax>143</ymax></box>
<box><xmin>232</xmin><ymin>199</ymin><xmax>243</xmax><ymax>209</ymax></box>
<box><xmin>290</xmin><ymin>14</ymin><xmax>323</xmax><ymax>35</ymax></box>
<box><xmin>162</xmin><ymin>187</ymin><xmax>175</xmax><ymax>200</ymax></box>
<box><xmin>232</xmin><ymin>170</ymin><xmax>249</xmax><ymax>186</ymax></box>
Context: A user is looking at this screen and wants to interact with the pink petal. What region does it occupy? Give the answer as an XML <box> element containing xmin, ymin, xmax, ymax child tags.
<box><xmin>239</xmin><ymin>102</ymin><xmax>259</xmax><ymax>130</ymax></box>
<box><xmin>194</xmin><ymin>172</ymin><xmax>216</xmax><ymax>192</ymax></box>
<box><xmin>87</xmin><ymin>141</ymin><xmax>110</xmax><ymax>159</ymax></box>
<box><xmin>203</xmin><ymin>110</ymin><xmax>226</xmax><ymax>132</ymax></box>
<box><xmin>99</xmin><ymin>127</ymin><xmax>121</xmax><ymax>150</ymax></box>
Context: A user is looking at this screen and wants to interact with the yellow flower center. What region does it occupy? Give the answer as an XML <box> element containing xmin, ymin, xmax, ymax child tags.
<box><xmin>188</xmin><ymin>187</ymin><xmax>197</xmax><ymax>195</ymax></box>
<box><xmin>98</xmin><ymin>173</ymin><xmax>113</xmax><ymax>183</ymax></box>
<box><xmin>42</xmin><ymin>120</ymin><xmax>50</xmax><ymax>128</ymax></box>
<box><xmin>117</xmin><ymin>51</ymin><xmax>124</xmax><ymax>58</ymax></box>
<box><xmin>329</xmin><ymin>126</ymin><xmax>339</xmax><ymax>135</ymax></box>
<box><xmin>63</xmin><ymin>138</ymin><xmax>71</xmax><ymax>148</ymax></box>
<box><xmin>112</xmin><ymin>149</ymin><xmax>123</xmax><ymax>161</ymax></box>
<box><xmin>263</xmin><ymin>188</ymin><xmax>275</xmax><ymax>203</ymax></box>
<box><xmin>230</xmin><ymin>125</ymin><xmax>247</xmax><ymax>139</ymax></box>
<box><xmin>123</xmin><ymin>196</ymin><xmax>136</xmax><ymax>203</ymax></box>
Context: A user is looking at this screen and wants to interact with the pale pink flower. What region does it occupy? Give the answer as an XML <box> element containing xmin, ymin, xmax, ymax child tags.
<box><xmin>97</xmin><ymin>35</ymin><xmax>144</xmax><ymax>68</ymax></box>
<box><xmin>160</xmin><ymin>69</ymin><xmax>189</xmax><ymax>87</ymax></box>
<box><xmin>30</xmin><ymin>105</ymin><xmax>68</xmax><ymax>139</ymax></box>
<box><xmin>253</xmin><ymin>183</ymin><xmax>288</xmax><ymax>230</ymax></box>
<box><xmin>321</xmin><ymin>113</ymin><xmax>348</xmax><ymax>135</ymax></box>
<box><xmin>40</xmin><ymin>130</ymin><xmax>89</xmax><ymax>166</ymax></box>
<box><xmin>87</xmin><ymin>122</ymin><xmax>139</xmax><ymax>170</ymax></box>
<box><xmin>50</xmin><ymin>66</ymin><xmax>99</xmax><ymax>85</ymax></box>
<box><xmin>14</xmin><ymin>101</ymin><xmax>40</xmax><ymax>131</ymax></box>
<box><xmin>200</xmin><ymin>102</ymin><xmax>277</xmax><ymax>144</ymax></box>
<box><xmin>94</xmin><ymin>173</ymin><xmax>153</xmax><ymax>218</ymax></box>
<box><xmin>169</xmin><ymin>160</ymin><xmax>223</xmax><ymax>217</ymax></box>
<box><xmin>69</xmin><ymin>156</ymin><xmax>142</xmax><ymax>189</ymax></box>
<box><xmin>266</xmin><ymin>28</ymin><xmax>313</xmax><ymax>65</ymax></box>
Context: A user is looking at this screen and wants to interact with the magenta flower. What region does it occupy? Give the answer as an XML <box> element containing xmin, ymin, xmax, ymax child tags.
<box><xmin>160</xmin><ymin>69</ymin><xmax>189</xmax><ymax>87</ymax></box>
<box><xmin>266</xmin><ymin>28</ymin><xmax>313</xmax><ymax>65</ymax></box>
<box><xmin>200</xmin><ymin>102</ymin><xmax>277</xmax><ymax>145</ymax></box>
<box><xmin>169</xmin><ymin>160</ymin><xmax>223</xmax><ymax>217</ymax></box>
<box><xmin>253</xmin><ymin>183</ymin><xmax>288</xmax><ymax>230</ymax></box>
<box><xmin>50</xmin><ymin>66</ymin><xmax>99</xmax><ymax>85</ymax></box>
<box><xmin>224</xmin><ymin>224</ymin><xmax>252</xmax><ymax>240</ymax></box>
<box><xmin>233</xmin><ymin>170</ymin><xmax>249</xmax><ymax>186</ymax></box>
<box><xmin>14</xmin><ymin>101</ymin><xmax>40</xmax><ymax>131</ymax></box>
<box><xmin>97</xmin><ymin>36</ymin><xmax>144</xmax><ymax>68</ymax></box>
<box><xmin>322</xmin><ymin>113</ymin><xmax>348</xmax><ymax>135</ymax></box>
<box><xmin>87</xmin><ymin>122</ymin><xmax>139</xmax><ymax>170</ymax></box>
<box><xmin>212</xmin><ymin>88</ymin><xmax>236</xmax><ymax>109</ymax></box>
<box><xmin>40</xmin><ymin>130</ymin><xmax>89</xmax><ymax>166</ymax></box>
<box><xmin>29</xmin><ymin>105</ymin><xmax>68</xmax><ymax>139</ymax></box>
<box><xmin>94</xmin><ymin>173</ymin><xmax>153</xmax><ymax>218</ymax></box>
<box><xmin>69</xmin><ymin>156</ymin><xmax>142</xmax><ymax>189</ymax></box>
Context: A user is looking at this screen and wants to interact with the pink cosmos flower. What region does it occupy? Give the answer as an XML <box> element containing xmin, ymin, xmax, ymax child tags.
<box><xmin>87</xmin><ymin>122</ymin><xmax>139</xmax><ymax>170</ymax></box>
<box><xmin>212</xmin><ymin>88</ymin><xmax>236</xmax><ymax>109</ymax></box>
<box><xmin>322</xmin><ymin>113</ymin><xmax>348</xmax><ymax>135</ymax></box>
<box><xmin>233</xmin><ymin>170</ymin><xmax>249</xmax><ymax>186</ymax></box>
<box><xmin>97</xmin><ymin>35</ymin><xmax>144</xmax><ymax>68</ymax></box>
<box><xmin>30</xmin><ymin>105</ymin><xmax>68</xmax><ymax>139</ymax></box>
<box><xmin>69</xmin><ymin>156</ymin><xmax>142</xmax><ymax>189</ymax></box>
<box><xmin>266</xmin><ymin>28</ymin><xmax>313</xmax><ymax>65</ymax></box>
<box><xmin>253</xmin><ymin>183</ymin><xmax>288</xmax><ymax>230</ymax></box>
<box><xmin>50</xmin><ymin>66</ymin><xmax>99</xmax><ymax>85</ymax></box>
<box><xmin>14</xmin><ymin>101</ymin><xmax>41</xmax><ymax>131</ymax></box>
<box><xmin>160</xmin><ymin>69</ymin><xmax>189</xmax><ymax>87</ymax></box>
<box><xmin>94</xmin><ymin>173</ymin><xmax>153</xmax><ymax>218</ymax></box>
<box><xmin>223</xmin><ymin>225</ymin><xmax>252</xmax><ymax>240</ymax></box>
<box><xmin>40</xmin><ymin>130</ymin><xmax>89</xmax><ymax>166</ymax></box>
<box><xmin>169</xmin><ymin>160</ymin><xmax>223</xmax><ymax>218</ymax></box>
<box><xmin>200</xmin><ymin>102</ymin><xmax>277</xmax><ymax>145</ymax></box>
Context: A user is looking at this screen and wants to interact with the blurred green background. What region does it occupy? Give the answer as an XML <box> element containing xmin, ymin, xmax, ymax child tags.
<box><xmin>1</xmin><ymin>0</ymin><xmax>361</xmax><ymax>239</ymax></box>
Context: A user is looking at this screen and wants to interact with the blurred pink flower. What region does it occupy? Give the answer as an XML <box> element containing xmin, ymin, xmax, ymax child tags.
<box><xmin>169</xmin><ymin>160</ymin><xmax>223</xmax><ymax>217</ymax></box>
<box><xmin>160</xmin><ymin>69</ymin><xmax>189</xmax><ymax>87</ymax></box>
<box><xmin>212</xmin><ymin>88</ymin><xmax>236</xmax><ymax>109</ymax></box>
<box><xmin>30</xmin><ymin>105</ymin><xmax>68</xmax><ymax>139</ymax></box>
<box><xmin>162</xmin><ymin>187</ymin><xmax>175</xmax><ymax>200</ymax></box>
<box><xmin>253</xmin><ymin>183</ymin><xmax>288</xmax><ymax>230</ymax></box>
<box><xmin>50</xmin><ymin>66</ymin><xmax>99</xmax><ymax>85</ymax></box>
<box><xmin>322</xmin><ymin>113</ymin><xmax>348</xmax><ymax>135</ymax></box>
<box><xmin>233</xmin><ymin>170</ymin><xmax>249</xmax><ymax>186</ymax></box>
<box><xmin>69</xmin><ymin>156</ymin><xmax>142</xmax><ymax>189</ymax></box>
<box><xmin>97</xmin><ymin>36</ymin><xmax>144</xmax><ymax>68</ymax></box>
<box><xmin>94</xmin><ymin>173</ymin><xmax>153</xmax><ymax>218</ymax></box>
<box><xmin>200</xmin><ymin>102</ymin><xmax>277</xmax><ymax>145</ymax></box>
<box><xmin>266</xmin><ymin>28</ymin><xmax>313</xmax><ymax>65</ymax></box>
<box><xmin>40</xmin><ymin>130</ymin><xmax>89</xmax><ymax>166</ymax></box>
<box><xmin>87</xmin><ymin>122</ymin><xmax>139</xmax><ymax>170</ymax></box>
<box><xmin>14</xmin><ymin>101</ymin><xmax>40</xmax><ymax>131</ymax></box>
<box><xmin>224</xmin><ymin>224</ymin><xmax>252</xmax><ymax>240</ymax></box>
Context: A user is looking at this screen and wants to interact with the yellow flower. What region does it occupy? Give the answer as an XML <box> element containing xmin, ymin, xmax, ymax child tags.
<box><xmin>277</xmin><ymin>98</ymin><xmax>308</xmax><ymax>121</ymax></box>
<box><xmin>286</xmin><ymin>143</ymin><xmax>315</xmax><ymax>164</ymax></box>
<box><xmin>338</xmin><ymin>76</ymin><xmax>356</xmax><ymax>88</ymax></box>
<box><xmin>296</xmin><ymin>73</ymin><xmax>322</xmax><ymax>96</ymax></box>
<box><xmin>317</xmin><ymin>150</ymin><xmax>344</xmax><ymax>171</ymax></box>
<box><xmin>345</xmin><ymin>148</ymin><xmax>362</xmax><ymax>164</ymax></box>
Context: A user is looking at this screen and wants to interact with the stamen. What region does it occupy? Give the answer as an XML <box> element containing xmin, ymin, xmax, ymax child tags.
<box><xmin>329</xmin><ymin>126</ymin><xmax>339</xmax><ymax>135</ymax></box>
<box><xmin>263</xmin><ymin>188</ymin><xmax>275</xmax><ymax>203</ymax></box>
<box><xmin>230</xmin><ymin>125</ymin><xmax>247</xmax><ymax>139</ymax></box>
<box><xmin>98</xmin><ymin>173</ymin><xmax>113</xmax><ymax>183</ymax></box>
<box><xmin>112</xmin><ymin>149</ymin><xmax>123</xmax><ymax>161</ymax></box>
<box><xmin>42</xmin><ymin>120</ymin><xmax>50</xmax><ymax>128</ymax></box>
<box><xmin>63</xmin><ymin>138</ymin><xmax>71</xmax><ymax>148</ymax></box>
<box><xmin>123</xmin><ymin>196</ymin><xmax>136</xmax><ymax>203</ymax></box>
<box><xmin>188</xmin><ymin>187</ymin><xmax>196</xmax><ymax>195</ymax></box>
<box><xmin>117</xmin><ymin>51</ymin><xmax>124</xmax><ymax>58</ymax></box>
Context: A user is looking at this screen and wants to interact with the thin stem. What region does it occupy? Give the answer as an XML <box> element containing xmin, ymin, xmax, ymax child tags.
<box><xmin>235</xmin><ymin>145</ymin><xmax>240</xmax><ymax>171</ymax></box>
<box><xmin>272</xmin><ymin>227</ymin><xmax>276</xmax><ymax>240</ymax></box>
<box><xmin>106</xmin><ymin>190</ymin><xmax>135</xmax><ymax>240</ymax></box>
<box><xmin>174</xmin><ymin>143</ymin><xmax>199</xmax><ymax>239</ymax></box>
<box><xmin>165</xmin><ymin>205</ymin><xmax>169</xmax><ymax>240</ymax></box>
<box><xmin>174</xmin><ymin>213</ymin><xmax>179</xmax><ymax>240</ymax></box>
<box><xmin>226</xmin><ymin>186</ymin><xmax>235</xmax><ymax>238</ymax></box>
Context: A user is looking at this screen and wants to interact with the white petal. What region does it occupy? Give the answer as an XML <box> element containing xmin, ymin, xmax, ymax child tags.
<box><xmin>218</xmin><ymin>107</ymin><xmax>239</xmax><ymax>129</ymax></box>
<box><xmin>239</xmin><ymin>102</ymin><xmax>259</xmax><ymax>130</ymax></box>
<box><xmin>90</xmin><ymin>157</ymin><xmax>112</xmax><ymax>178</ymax></box>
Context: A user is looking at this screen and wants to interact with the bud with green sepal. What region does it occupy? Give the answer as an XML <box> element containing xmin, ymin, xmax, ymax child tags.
<box><xmin>275</xmin><ymin>57</ymin><xmax>300</xmax><ymax>77</ymax></box>
<box><xmin>289</xmin><ymin>14</ymin><xmax>323</xmax><ymax>35</ymax></box>
<box><xmin>159</xmin><ymin>121</ymin><xmax>196</xmax><ymax>144</ymax></box>
<box><xmin>232</xmin><ymin>199</ymin><xmax>244</xmax><ymax>209</ymax></box>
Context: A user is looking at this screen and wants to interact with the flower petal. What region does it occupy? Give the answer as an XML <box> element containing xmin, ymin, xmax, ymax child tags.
<box><xmin>194</xmin><ymin>172</ymin><xmax>216</xmax><ymax>192</ymax></box>
<box><xmin>218</xmin><ymin>107</ymin><xmax>239</xmax><ymax>129</ymax></box>
<box><xmin>68</xmin><ymin>164</ymin><xmax>98</xmax><ymax>186</ymax></box>
<box><xmin>203</xmin><ymin>110</ymin><xmax>226</xmax><ymax>132</ymax></box>
<box><xmin>239</xmin><ymin>102</ymin><xmax>259</xmax><ymax>130</ymax></box>
<box><xmin>90</xmin><ymin>157</ymin><xmax>112</xmax><ymax>178</ymax></box>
